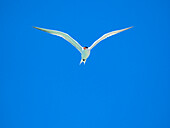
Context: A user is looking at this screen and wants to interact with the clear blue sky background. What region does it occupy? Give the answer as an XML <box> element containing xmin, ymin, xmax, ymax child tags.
<box><xmin>0</xmin><ymin>0</ymin><xmax>170</xmax><ymax>128</ymax></box>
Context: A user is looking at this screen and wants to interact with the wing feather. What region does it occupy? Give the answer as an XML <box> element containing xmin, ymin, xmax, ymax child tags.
<box><xmin>33</xmin><ymin>26</ymin><xmax>83</xmax><ymax>53</ymax></box>
<box><xmin>89</xmin><ymin>26</ymin><xmax>133</xmax><ymax>50</ymax></box>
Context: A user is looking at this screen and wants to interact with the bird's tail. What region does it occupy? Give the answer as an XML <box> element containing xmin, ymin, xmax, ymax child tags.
<box><xmin>80</xmin><ymin>59</ymin><xmax>83</xmax><ymax>65</ymax></box>
<box><xmin>80</xmin><ymin>59</ymin><xmax>86</xmax><ymax>65</ymax></box>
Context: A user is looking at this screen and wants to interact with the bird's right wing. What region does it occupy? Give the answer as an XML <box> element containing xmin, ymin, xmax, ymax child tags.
<box><xmin>89</xmin><ymin>26</ymin><xmax>133</xmax><ymax>50</ymax></box>
<box><xmin>33</xmin><ymin>26</ymin><xmax>83</xmax><ymax>53</ymax></box>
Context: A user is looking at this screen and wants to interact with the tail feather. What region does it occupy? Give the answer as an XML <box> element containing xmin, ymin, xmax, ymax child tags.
<box><xmin>80</xmin><ymin>59</ymin><xmax>83</xmax><ymax>65</ymax></box>
<box><xmin>80</xmin><ymin>59</ymin><xmax>86</xmax><ymax>65</ymax></box>
<box><xmin>83</xmin><ymin>60</ymin><xmax>86</xmax><ymax>64</ymax></box>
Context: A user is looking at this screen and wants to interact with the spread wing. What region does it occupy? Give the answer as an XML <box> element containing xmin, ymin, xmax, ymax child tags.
<box><xmin>33</xmin><ymin>26</ymin><xmax>83</xmax><ymax>53</ymax></box>
<box><xmin>89</xmin><ymin>26</ymin><xmax>133</xmax><ymax>50</ymax></box>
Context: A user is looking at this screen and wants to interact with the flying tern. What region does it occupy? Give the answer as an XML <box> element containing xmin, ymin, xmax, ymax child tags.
<box><xmin>33</xmin><ymin>26</ymin><xmax>133</xmax><ymax>64</ymax></box>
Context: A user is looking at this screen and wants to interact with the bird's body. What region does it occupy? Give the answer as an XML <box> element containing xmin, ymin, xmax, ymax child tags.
<box><xmin>33</xmin><ymin>26</ymin><xmax>133</xmax><ymax>64</ymax></box>
<box><xmin>81</xmin><ymin>47</ymin><xmax>90</xmax><ymax>64</ymax></box>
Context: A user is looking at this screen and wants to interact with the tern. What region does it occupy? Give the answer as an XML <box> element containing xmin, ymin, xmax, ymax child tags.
<box><xmin>33</xmin><ymin>26</ymin><xmax>133</xmax><ymax>64</ymax></box>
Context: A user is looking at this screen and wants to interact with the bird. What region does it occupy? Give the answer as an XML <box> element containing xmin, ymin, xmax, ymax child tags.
<box><xmin>33</xmin><ymin>26</ymin><xmax>133</xmax><ymax>64</ymax></box>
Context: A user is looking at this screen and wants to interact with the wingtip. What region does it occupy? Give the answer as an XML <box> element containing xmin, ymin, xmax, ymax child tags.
<box><xmin>33</xmin><ymin>26</ymin><xmax>40</xmax><ymax>30</ymax></box>
<box><xmin>123</xmin><ymin>26</ymin><xmax>134</xmax><ymax>31</ymax></box>
<box><xmin>130</xmin><ymin>26</ymin><xmax>134</xmax><ymax>28</ymax></box>
<box><xmin>33</xmin><ymin>26</ymin><xmax>46</xmax><ymax>32</ymax></box>
<box><xmin>127</xmin><ymin>26</ymin><xmax>134</xmax><ymax>29</ymax></box>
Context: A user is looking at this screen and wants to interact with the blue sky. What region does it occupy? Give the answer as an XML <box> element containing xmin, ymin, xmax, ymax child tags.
<box><xmin>0</xmin><ymin>0</ymin><xmax>170</xmax><ymax>128</ymax></box>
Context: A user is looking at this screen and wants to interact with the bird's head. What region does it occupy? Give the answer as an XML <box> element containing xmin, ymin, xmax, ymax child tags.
<box><xmin>83</xmin><ymin>46</ymin><xmax>88</xmax><ymax>50</ymax></box>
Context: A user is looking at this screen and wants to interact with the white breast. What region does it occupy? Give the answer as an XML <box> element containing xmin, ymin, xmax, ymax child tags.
<box><xmin>81</xmin><ymin>49</ymin><xmax>90</xmax><ymax>59</ymax></box>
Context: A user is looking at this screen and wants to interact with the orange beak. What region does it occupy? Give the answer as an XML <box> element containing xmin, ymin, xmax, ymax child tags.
<box><xmin>83</xmin><ymin>47</ymin><xmax>86</xmax><ymax>50</ymax></box>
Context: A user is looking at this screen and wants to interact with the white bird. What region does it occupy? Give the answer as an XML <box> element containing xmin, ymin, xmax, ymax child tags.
<box><xmin>33</xmin><ymin>26</ymin><xmax>133</xmax><ymax>64</ymax></box>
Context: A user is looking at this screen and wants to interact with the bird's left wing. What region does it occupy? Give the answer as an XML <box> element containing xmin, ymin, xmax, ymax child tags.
<box><xmin>89</xmin><ymin>26</ymin><xmax>133</xmax><ymax>50</ymax></box>
<box><xmin>33</xmin><ymin>26</ymin><xmax>83</xmax><ymax>53</ymax></box>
